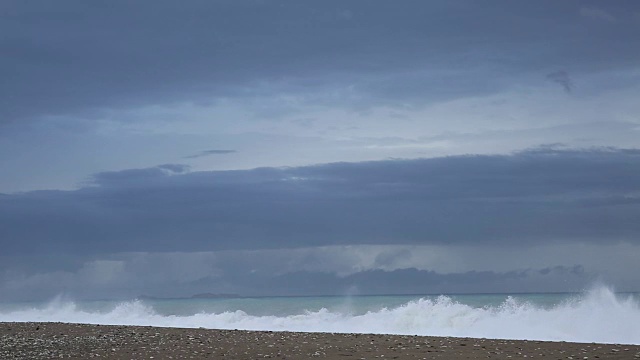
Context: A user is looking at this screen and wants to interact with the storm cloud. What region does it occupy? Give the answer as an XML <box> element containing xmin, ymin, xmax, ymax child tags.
<box><xmin>1</xmin><ymin>147</ymin><xmax>639</xmax><ymax>255</ymax></box>
<box><xmin>2</xmin><ymin>1</ymin><xmax>640</xmax><ymax>124</ymax></box>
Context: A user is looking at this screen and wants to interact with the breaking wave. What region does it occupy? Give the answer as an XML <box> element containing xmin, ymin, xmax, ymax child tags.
<box><xmin>1</xmin><ymin>286</ymin><xmax>638</xmax><ymax>344</ymax></box>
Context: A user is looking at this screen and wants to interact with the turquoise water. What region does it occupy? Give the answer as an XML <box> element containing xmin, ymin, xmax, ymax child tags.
<box><xmin>118</xmin><ymin>293</ymin><xmax>576</xmax><ymax>316</ymax></box>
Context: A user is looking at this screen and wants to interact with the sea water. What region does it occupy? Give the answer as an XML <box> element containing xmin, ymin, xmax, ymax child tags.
<box><xmin>1</xmin><ymin>286</ymin><xmax>639</xmax><ymax>345</ymax></box>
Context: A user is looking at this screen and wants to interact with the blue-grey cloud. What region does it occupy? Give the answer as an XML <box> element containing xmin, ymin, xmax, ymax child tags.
<box><xmin>1</xmin><ymin>148</ymin><xmax>639</xmax><ymax>255</ymax></box>
<box><xmin>2</xmin><ymin>1</ymin><xmax>640</xmax><ymax>124</ymax></box>
<box><xmin>546</xmin><ymin>71</ymin><xmax>573</xmax><ymax>93</ymax></box>
<box><xmin>184</xmin><ymin>150</ymin><xmax>237</xmax><ymax>159</ymax></box>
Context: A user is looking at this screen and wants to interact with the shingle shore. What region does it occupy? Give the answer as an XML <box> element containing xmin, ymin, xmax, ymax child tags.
<box><xmin>1</xmin><ymin>322</ymin><xmax>639</xmax><ymax>359</ymax></box>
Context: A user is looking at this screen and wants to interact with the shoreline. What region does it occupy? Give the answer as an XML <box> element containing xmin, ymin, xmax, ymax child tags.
<box><xmin>2</xmin><ymin>322</ymin><xmax>640</xmax><ymax>359</ymax></box>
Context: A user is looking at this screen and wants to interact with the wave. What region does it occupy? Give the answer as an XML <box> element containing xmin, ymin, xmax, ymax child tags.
<box><xmin>1</xmin><ymin>286</ymin><xmax>639</xmax><ymax>344</ymax></box>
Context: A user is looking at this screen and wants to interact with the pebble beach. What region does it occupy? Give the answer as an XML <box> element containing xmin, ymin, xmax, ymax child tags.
<box><xmin>2</xmin><ymin>322</ymin><xmax>640</xmax><ymax>359</ymax></box>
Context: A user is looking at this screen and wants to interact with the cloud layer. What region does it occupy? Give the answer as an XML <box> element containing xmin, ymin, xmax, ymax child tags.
<box><xmin>2</xmin><ymin>2</ymin><xmax>640</xmax><ymax>193</ymax></box>
<box><xmin>3</xmin><ymin>1</ymin><xmax>640</xmax><ymax>124</ymax></box>
<box><xmin>2</xmin><ymin>148</ymin><xmax>639</xmax><ymax>255</ymax></box>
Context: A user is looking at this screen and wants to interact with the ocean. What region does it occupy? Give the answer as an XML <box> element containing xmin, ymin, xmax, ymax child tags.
<box><xmin>1</xmin><ymin>286</ymin><xmax>639</xmax><ymax>345</ymax></box>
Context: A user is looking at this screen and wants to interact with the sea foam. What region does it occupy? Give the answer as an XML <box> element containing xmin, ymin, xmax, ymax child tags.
<box><xmin>1</xmin><ymin>286</ymin><xmax>638</xmax><ymax>344</ymax></box>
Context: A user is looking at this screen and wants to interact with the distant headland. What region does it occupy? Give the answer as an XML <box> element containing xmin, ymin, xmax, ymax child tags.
<box><xmin>137</xmin><ymin>293</ymin><xmax>242</xmax><ymax>300</ymax></box>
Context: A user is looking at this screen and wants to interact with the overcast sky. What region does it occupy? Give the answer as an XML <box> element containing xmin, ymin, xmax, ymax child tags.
<box><xmin>1</xmin><ymin>1</ymin><xmax>640</xmax><ymax>300</ymax></box>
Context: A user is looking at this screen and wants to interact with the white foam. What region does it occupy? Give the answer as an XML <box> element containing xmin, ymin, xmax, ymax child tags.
<box><xmin>1</xmin><ymin>286</ymin><xmax>638</xmax><ymax>344</ymax></box>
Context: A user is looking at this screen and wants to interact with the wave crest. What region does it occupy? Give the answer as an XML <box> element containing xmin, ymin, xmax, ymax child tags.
<box><xmin>1</xmin><ymin>286</ymin><xmax>638</xmax><ymax>344</ymax></box>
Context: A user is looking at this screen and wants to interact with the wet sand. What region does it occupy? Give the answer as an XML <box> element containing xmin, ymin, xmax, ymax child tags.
<box><xmin>1</xmin><ymin>322</ymin><xmax>639</xmax><ymax>359</ymax></box>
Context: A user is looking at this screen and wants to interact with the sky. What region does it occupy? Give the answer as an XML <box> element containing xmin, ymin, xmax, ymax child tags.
<box><xmin>1</xmin><ymin>0</ymin><xmax>640</xmax><ymax>300</ymax></box>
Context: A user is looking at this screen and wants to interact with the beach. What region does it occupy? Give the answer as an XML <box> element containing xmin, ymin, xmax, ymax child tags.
<box><xmin>2</xmin><ymin>322</ymin><xmax>639</xmax><ymax>360</ymax></box>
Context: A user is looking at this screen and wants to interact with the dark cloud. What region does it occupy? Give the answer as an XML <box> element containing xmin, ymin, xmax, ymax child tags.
<box><xmin>546</xmin><ymin>71</ymin><xmax>573</xmax><ymax>93</ymax></box>
<box><xmin>1</xmin><ymin>148</ymin><xmax>640</xmax><ymax>255</ymax></box>
<box><xmin>184</xmin><ymin>150</ymin><xmax>237</xmax><ymax>159</ymax></box>
<box><xmin>2</xmin><ymin>1</ymin><xmax>640</xmax><ymax>124</ymax></box>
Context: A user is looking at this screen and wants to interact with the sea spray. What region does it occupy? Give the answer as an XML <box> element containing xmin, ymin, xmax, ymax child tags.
<box><xmin>1</xmin><ymin>286</ymin><xmax>638</xmax><ymax>344</ymax></box>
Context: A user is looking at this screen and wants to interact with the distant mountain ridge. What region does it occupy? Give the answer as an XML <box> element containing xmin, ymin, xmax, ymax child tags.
<box><xmin>137</xmin><ymin>293</ymin><xmax>242</xmax><ymax>300</ymax></box>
